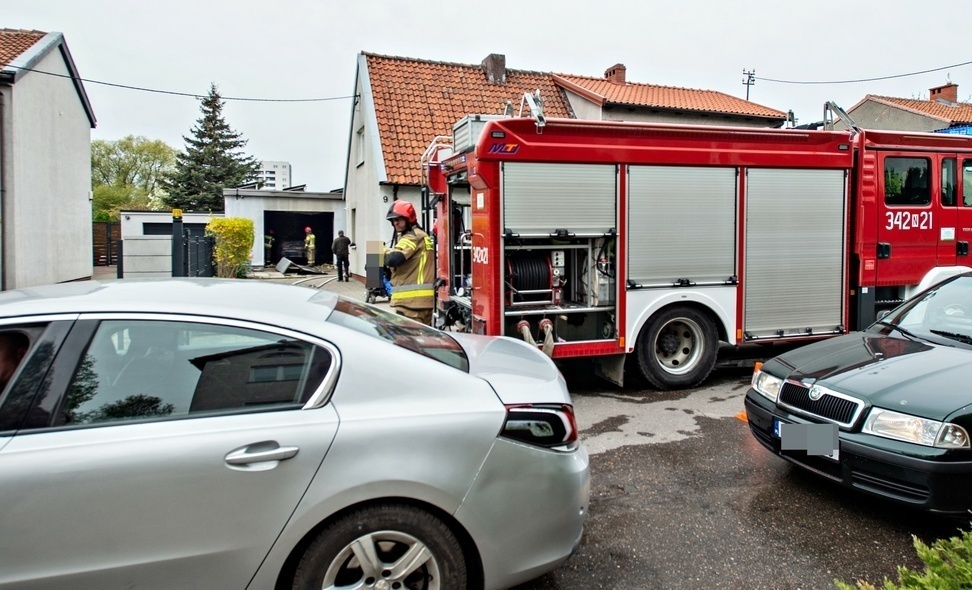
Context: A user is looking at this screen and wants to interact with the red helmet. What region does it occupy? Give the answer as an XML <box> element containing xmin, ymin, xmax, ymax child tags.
<box><xmin>386</xmin><ymin>200</ymin><xmax>417</xmax><ymax>224</ymax></box>
<box><xmin>304</xmin><ymin>226</ymin><xmax>312</xmax><ymax>233</ymax></box>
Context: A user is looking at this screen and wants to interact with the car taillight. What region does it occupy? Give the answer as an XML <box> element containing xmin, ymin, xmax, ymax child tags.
<box><xmin>501</xmin><ymin>404</ymin><xmax>578</xmax><ymax>451</ymax></box>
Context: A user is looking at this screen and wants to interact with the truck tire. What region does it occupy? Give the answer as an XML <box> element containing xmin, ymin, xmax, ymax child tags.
<box><xmin>635</xmin><ymin>306</ymin><xmax>718</xmax><ymax>390</ymax></box>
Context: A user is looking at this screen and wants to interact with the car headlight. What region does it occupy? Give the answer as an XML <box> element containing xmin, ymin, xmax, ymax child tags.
<box><xmin>862</xmin><ymin>408</ymin><xmax>970</xmax><ymax>449</ymax></box>
<box><xmin>751</xmin><ymin>368</ymin><xmax>783</xmax><ymax>402</ymax></box>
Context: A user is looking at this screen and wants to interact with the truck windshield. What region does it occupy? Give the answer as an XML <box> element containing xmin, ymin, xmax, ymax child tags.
<box><xmin>326</xmin><ymin>298</ymin><xmax>469</xmax><ymax>372</ymax></box>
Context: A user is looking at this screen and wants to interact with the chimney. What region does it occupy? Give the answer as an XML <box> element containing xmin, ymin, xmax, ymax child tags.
<box><xmin>482</xmin><ymin>53</ymin><xmax>506</xmax><ymax>85</ymax></box>
<box><xmin>604</xmin><ymin>63</ymin><xmax>626</xmax><ymax>84</ymax></box>
<box><xmin>930</xmin><ymin>83</ymin><xmax>958</xmax><ymax>104</ymax></box>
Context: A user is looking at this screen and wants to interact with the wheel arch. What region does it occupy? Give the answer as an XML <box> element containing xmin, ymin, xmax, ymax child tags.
<box><xmin>627</xmin><ymin>289</ymin><xmax>734</xmax><ymax>350</ymax></box>
<box><xmin>273</xmin><ymin>496</ymin><xmax>484</xmax><ymax>590</ymax></box>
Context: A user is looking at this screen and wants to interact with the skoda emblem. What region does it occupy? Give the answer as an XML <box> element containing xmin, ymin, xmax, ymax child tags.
<box><xmin>808</xmin><ymin>386</ymin><xmax>824</xmax><ymax>401</ymax></box>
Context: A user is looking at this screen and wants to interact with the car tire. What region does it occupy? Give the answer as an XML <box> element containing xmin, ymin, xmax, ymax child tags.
<box><xmin>292</xmin><ymin>504</ymin><xmax>467</xmax><ymax>590</ymax></box>
<box><xmin>635</xmin><ymin>306</ymin><xmax>718</xmax><ymax>391</ymax></box>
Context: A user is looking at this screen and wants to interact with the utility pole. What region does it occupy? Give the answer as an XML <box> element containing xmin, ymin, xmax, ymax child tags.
<box><xmin>742</xmin><ymin>69</ymin><xmax>756</xmax><ymax>101</ymax></box>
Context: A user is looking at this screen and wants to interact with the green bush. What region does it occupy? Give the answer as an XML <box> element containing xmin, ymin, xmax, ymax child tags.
<box><xmin>206</xmin><ymin>217</ymin><xmax>254</xmax><ymax>278</ymax></box>
<box><xmin>836</xmin><ymin>529</ymin><xmax>972</xmax><ymax>590</ymax></box>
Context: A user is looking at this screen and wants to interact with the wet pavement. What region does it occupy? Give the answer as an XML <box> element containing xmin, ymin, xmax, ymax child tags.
<box><xmin>514</xmin><ymin>365</ymin><xmax>964</xmax><ymax>590</ymax></box>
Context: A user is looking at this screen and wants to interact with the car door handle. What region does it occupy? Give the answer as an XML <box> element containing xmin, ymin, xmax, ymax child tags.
<box><xmin>224</xmin><ymin>444</ymin><xmax>299</xmax><ymax>466</ymax></box>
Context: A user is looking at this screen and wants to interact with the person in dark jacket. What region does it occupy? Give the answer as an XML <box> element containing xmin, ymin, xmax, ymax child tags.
<box><xmin>331</xmin><ymin>230</ymin><xmax>352</xmax><ymax>282</ymax></box>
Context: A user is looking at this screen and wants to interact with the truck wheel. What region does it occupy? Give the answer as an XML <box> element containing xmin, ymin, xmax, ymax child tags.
<box><xmin>635</xmin><ymin>306</ymin><xmax>718</xmax><ymax>390</ymax></box>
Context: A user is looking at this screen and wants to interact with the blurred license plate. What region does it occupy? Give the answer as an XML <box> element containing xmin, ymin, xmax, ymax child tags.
<box><xmin>774</xmin><ymin>418</ymin><xmax>840</xmax><ymax>461</ymax></box>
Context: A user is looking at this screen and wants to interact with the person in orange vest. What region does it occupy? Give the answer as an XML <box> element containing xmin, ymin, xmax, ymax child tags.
<box><xmin>383</xmin><ymin>200</ymin><xmax>434</xmax><ymax>325</ymax></box>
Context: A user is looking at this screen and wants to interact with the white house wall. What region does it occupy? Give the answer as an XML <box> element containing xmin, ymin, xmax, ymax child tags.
<box><xmin>344</xmin><ymin>56</ymin><xmax>394</xmax><ymax>279</ymax></box>
<box><xmin>839</xmin><ymin>101</ymin><xmax>945</xmax><ymax>132</ymax></box>
<box><xmin>563</xmin><ymin>89</ymin><xmax>603</xmax><ymax>120</ymax></box>
<box><xmin>4</xmin><ymin>47</ymin><xmax>92</xmax><ymax>289</ymax></box>
<box><xmin>600</xmin><ymin>106</ymin><xmax>775</xmax><ymax>127</ymax></box>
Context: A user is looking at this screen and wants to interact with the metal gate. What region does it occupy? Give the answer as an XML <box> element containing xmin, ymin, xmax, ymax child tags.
<box><xmin>186</xmin><ymin>235</ymin><xmax>215</xmax><ymax>277</ymax></box>
<box><xmin>172</xmin><ymin>234</ymin><xmax>215</xmax><ymax>277</ymax></box>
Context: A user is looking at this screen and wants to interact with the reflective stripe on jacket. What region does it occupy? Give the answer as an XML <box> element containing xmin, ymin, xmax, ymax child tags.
<box><xmin>387</xmin><ymin>228</ymin><xmax>434</xmax><ymax>310</ymax></box>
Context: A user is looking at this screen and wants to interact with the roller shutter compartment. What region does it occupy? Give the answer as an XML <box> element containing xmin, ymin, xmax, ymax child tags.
<box><xmin>744</xmin><ymin>168</ymin><xmax>847</xmax><ymax>339</ymax></box>
<box><xmin>628</xmin><ymin>166</ymin><xmax>737</xmax><ymax>286</ymax></box>
<box><xmin>502</xmin><ymin>163</ymin><xmax>616</xmax><ymax>237</ymax></box>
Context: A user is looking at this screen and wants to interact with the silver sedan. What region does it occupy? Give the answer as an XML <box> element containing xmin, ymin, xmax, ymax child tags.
<box><xmin>0</xmin><ymin>279</ymin><xmax>589</xmax><ymax>590</ymax></box>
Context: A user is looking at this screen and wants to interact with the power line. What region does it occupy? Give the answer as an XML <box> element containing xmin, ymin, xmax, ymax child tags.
<box><xmin>2</xmin><ymin>63</ymin><xmax>356</xmax><ymax>102</ymax></box>
<box><xmin>756</xmin><ymin>59</ymin><xmax>972</xmax><ymax>85</ymax></box>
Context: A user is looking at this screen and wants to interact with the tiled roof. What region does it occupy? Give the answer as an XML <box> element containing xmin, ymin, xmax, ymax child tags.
<box><xmin>553</xmin><ymin>74</ymin><xmax>787</xmax><ymax>119</ymax></box>
<box><xmin>366</xmin><ymin>53</ymin><xmax>572</xmax><ymax>185</ymax></box>
<box><xmin>0</xmin><ymin>29</ymin><xmax>46</xmax><ymax>69</ymax></box>
<box><xmin>863</xmin><ymin>95</ymin><xmax>972</xmax><ymax>125</ymax></box>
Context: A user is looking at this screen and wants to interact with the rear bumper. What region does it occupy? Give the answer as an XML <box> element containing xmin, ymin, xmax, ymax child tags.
<box><xmin>455</xmin><ymin>438</ymin><xmax>590</xmax><ymax>590</ymax></box>
<box><xmin>745</xmin><ymin>391</ymin><xmax>972</xmax><ymax>515</ymax></box>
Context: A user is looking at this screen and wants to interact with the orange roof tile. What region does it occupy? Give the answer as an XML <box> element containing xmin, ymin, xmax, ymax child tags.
<box><xmin>0</xmin><ymin>29</ymin><xmax>46</xmax><ymax>69</ymax></box>
<box><xmin>554</xmin><ymin>74</ymin><xmax>786</xmax><ymax>119</ymax></box>
<box><xmin>366</xmin><ymin>53</ymin><xmax>572</xmax><ymax>185</ymax></box>
<box><xmin>864</xmin><ymin>95</ymin><xmax>972</xmax><ymax>125</ymax></box>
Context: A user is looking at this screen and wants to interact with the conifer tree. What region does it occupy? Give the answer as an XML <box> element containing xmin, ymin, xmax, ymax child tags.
<box><xmin>163</xmin><ymin>83</ymin><xmax>259</xmax><ymax>211</ymax></box>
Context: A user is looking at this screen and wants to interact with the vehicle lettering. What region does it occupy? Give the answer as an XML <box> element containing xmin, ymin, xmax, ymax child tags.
<box><xmin>488</xmin><ymin>143</ymin><xmax>520</xmax><ymax>154</ymax></box>
<box><xmin>472</xmin><ymin>246</ymin><xmax>489</xmax><ymax>265</ymax></box>
<box><xmin>885</xmin><ymin>211</ymin><xmax>932</xmax><ymax>231</ymax></box>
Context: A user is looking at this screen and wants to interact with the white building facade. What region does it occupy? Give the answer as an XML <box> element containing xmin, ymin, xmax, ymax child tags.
<box><xmin>254</xmin><ymin>161</ymin><xmax>292</xmax><ymax>190</ymax></box>
<box><xmin>0</xmin><ymin>30</ymin><xmax>95</xmax><ymax>289</ymax></box>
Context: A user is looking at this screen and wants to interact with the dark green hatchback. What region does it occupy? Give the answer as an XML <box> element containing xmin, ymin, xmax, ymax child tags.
<box><xmin>745</xmin><ymin>272</ymin><xmax>972</xmax><ymax>514</ymax></box>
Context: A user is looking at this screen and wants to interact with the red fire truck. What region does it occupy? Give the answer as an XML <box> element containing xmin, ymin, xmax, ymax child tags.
<box><xmin>423</xmin><ymin>110</ymin><xmax>972</xmax><ymax>390</ymax></box>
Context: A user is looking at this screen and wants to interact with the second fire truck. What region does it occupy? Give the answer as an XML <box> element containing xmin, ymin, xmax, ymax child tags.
<box><xmin>423</xmin><ymin>106</ymin><xmax>972</xmax><ymax>390</ymax></box>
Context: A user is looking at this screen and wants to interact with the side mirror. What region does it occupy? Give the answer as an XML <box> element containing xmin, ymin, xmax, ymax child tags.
<box><xmin>876</xmin><ymin>309</ymin><xmax>891</xmax><ymax>321</ymax></box>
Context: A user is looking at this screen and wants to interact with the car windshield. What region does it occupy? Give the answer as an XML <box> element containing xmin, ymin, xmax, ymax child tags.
<box><xmin>881</xmin><ymin>275</ymin><xmax>972</xmax><ymax>348</ymax></box>
<box><xmin>326</xmin><ymin>298</ymin><xmax>469</xmax><ymax>372</ymax></box>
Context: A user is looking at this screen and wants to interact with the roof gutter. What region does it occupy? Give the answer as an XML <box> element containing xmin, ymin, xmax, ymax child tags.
<box><xmin>0</xmin><ymin>87</ymin><xmax>6</xmax><ymax>290</ymax></box>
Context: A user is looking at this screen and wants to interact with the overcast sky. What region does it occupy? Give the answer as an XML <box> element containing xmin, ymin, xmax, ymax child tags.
<box><xmin>7</xmin><ymin>0</ymin><xmax>972</xmax><ymax>191</ymax></box>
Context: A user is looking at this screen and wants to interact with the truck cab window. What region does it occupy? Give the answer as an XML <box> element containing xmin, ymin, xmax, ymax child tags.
<box><xmin>942</xmin><ymin>158</ymin><xmax>956</xmax><ymax>206</ymax></box>
<box><xmin>963</xmin><ymin>160</ymin><xmax>972</xmax><ymax>207</ymax></box>
<box><xmin>885</xmin><ymin>157</ymin><xmax>930</xmax><ymax>206</ymax></box>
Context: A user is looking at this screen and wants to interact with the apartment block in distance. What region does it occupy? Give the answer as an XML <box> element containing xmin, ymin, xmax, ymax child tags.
<box><xmin>255</xmin><ymin>161</ymin><xmax>292</xmax><ymax>189</ymax></box>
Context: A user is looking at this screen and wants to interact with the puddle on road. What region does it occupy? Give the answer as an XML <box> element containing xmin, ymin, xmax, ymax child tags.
<box><xmin>571</xmin><ymin>374</ymin><xmax>750</xmax><ymax>455</ymax></box>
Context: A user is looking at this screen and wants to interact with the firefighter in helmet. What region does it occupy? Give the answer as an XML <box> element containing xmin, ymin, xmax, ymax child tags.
<box><xmin>384</xmin><ymin>200</ymin><xmax>434</xmax><ymax>325</ymax></box>
<box><xmin>304</xmin><ymin>226</ymin><xmax>316</xmax><ymax>266</ymax></box>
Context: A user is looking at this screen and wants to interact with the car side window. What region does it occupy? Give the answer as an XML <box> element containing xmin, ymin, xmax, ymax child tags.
<box><xmin>0</xmin><ymin>330</ymin><xmax>30</xmax><ymax>394</ymax></box>
<box><xmin>56</xmin><ymin>320</ymin><xmax>333</xmax><ymax>427</ymax></box>
<box><xmin>0</xmin><ymin>324</ymin><xmax>58</xmax><ymax>433</ymax></box>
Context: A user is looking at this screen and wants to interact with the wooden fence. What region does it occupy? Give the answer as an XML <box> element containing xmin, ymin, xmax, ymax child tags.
<box><xmin>92</xmin><ymin>221</ymin><xmax>121</xmax><ymax>266</ymax></box>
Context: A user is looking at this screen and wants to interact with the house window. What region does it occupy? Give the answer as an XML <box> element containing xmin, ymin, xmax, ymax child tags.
<box><xmin>356</xmin><ymin>127</ymin><xmax>365</xmax><ymax>167</ymax></box>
